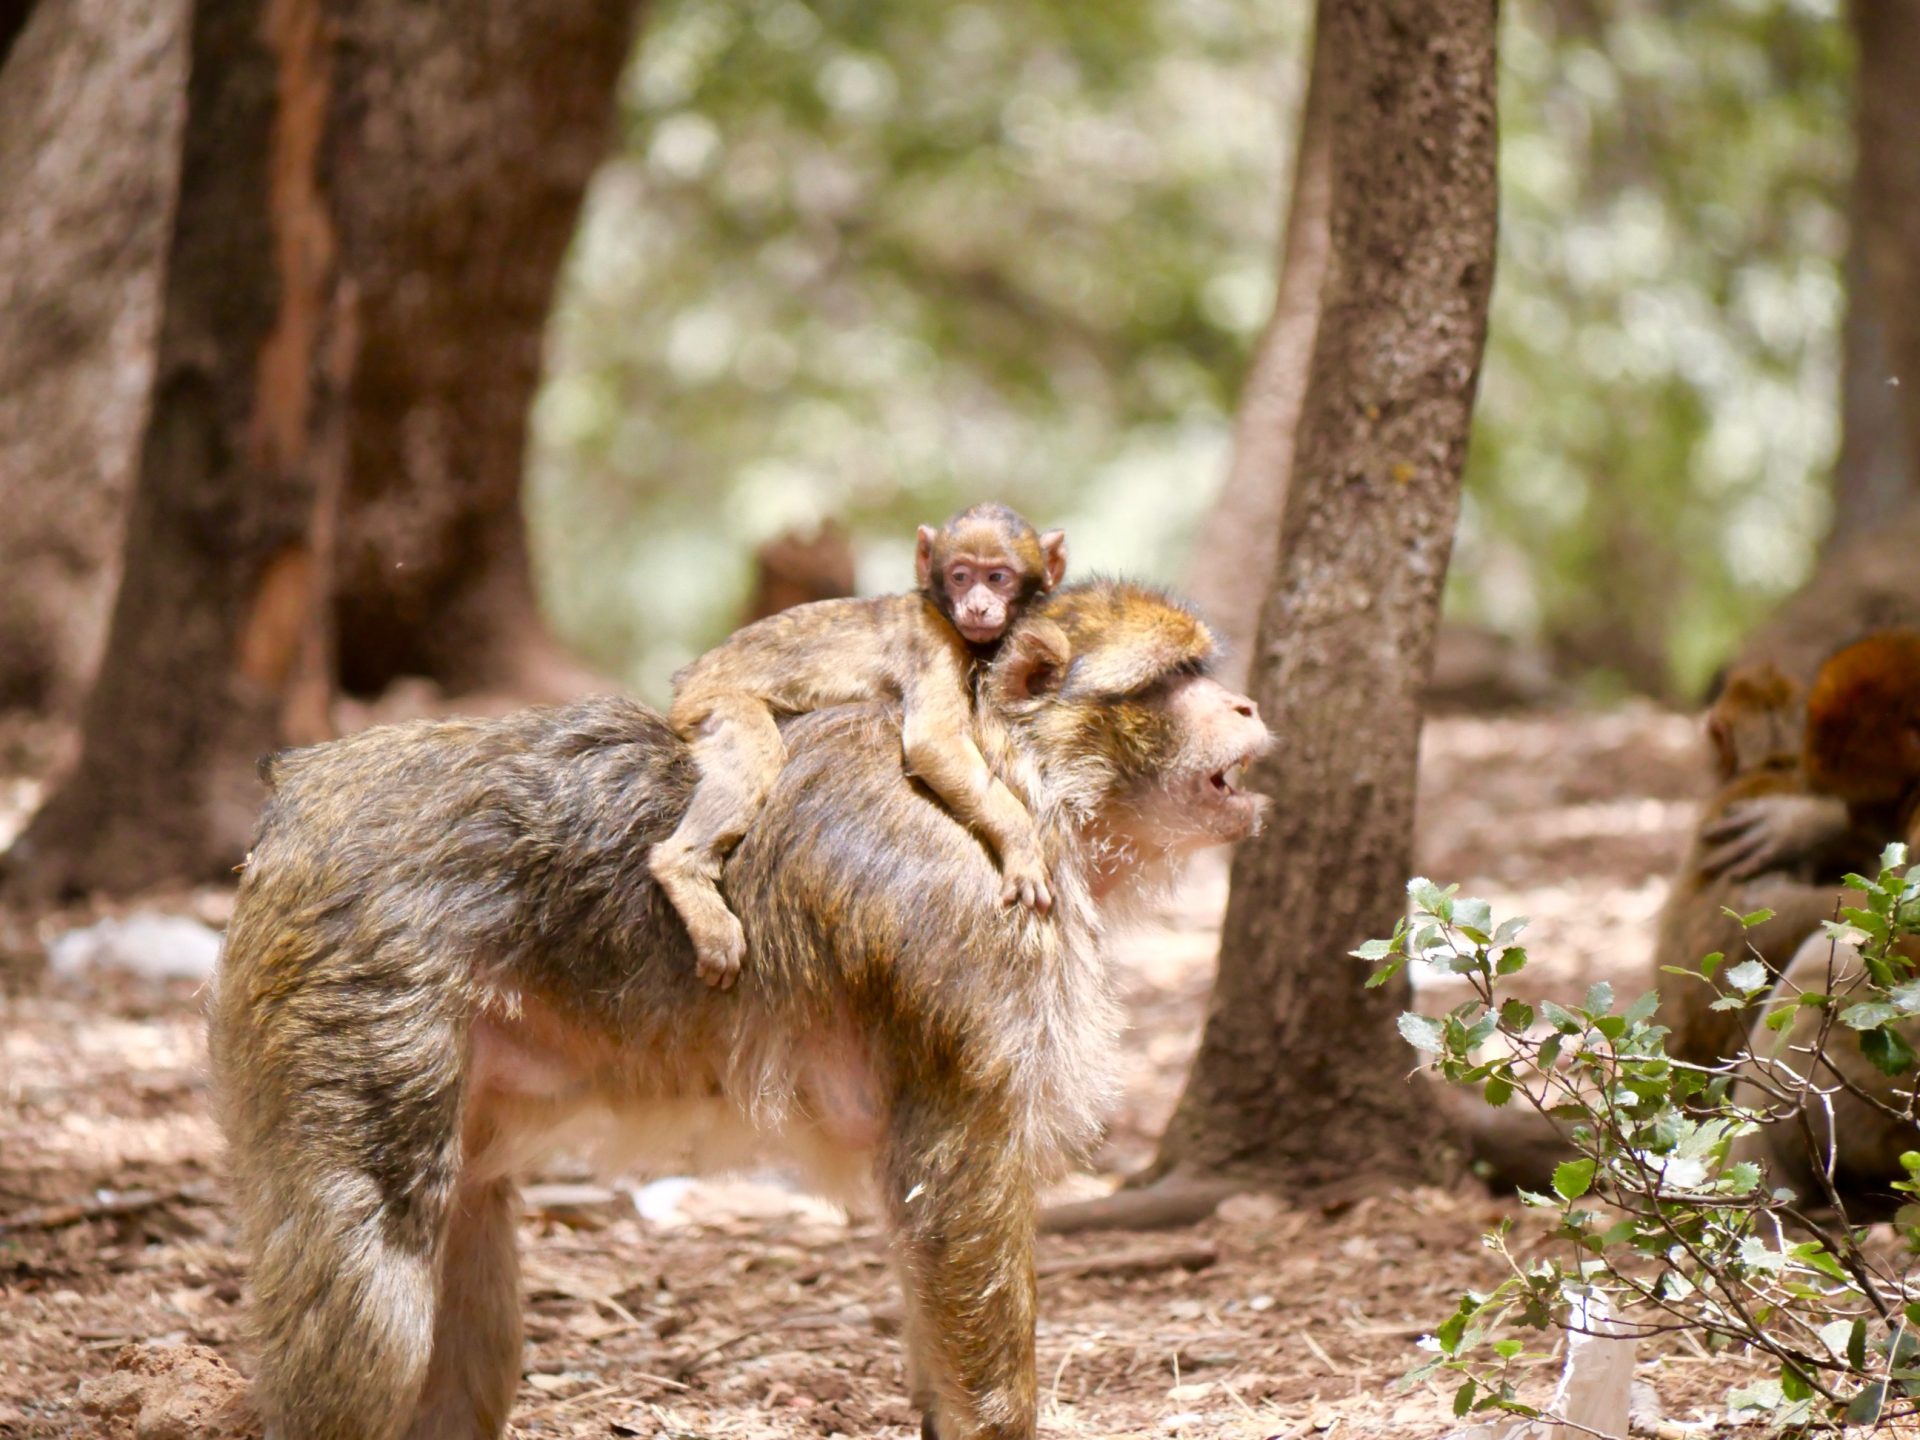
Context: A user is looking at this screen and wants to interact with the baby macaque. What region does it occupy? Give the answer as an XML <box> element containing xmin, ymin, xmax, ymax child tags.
<box><xmin>648</xmin><ymin>503</ymin><xmax>1068</xmax><ymax>986</ymax></box>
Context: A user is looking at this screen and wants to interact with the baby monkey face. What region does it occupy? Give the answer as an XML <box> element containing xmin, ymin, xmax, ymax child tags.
<box><xmin>940</xmin><ymin>555</ymin><xmax>1026</xmax><ymax>644</ymax></box>
<box><xmin>916</xmin><ymin>502</ymin><xmax>1069</xmax><ymax>649</ymax></box>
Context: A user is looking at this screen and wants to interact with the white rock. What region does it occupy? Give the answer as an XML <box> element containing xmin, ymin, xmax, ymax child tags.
<box><xmin>49</xmin><ymin>913</ymin><xmax>221</xmax><ymax>981</ymax></box>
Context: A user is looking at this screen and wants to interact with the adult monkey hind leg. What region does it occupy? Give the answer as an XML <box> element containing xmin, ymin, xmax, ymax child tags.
<box><xmin>649</xmin><ymin>694</ymin><xmax>786</xmax><ymax>987</ymax></box>
<box><xmin>889</xmin><ymin>1097</ymin><xmax>1040</xmax><ymax>1440</ymax></box>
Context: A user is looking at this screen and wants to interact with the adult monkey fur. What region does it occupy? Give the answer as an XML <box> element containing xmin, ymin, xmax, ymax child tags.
<box><xmin>649</xmin><ymin>502</ymin><xmax>1069</xmax><ymax>987</ymax></box>
<box><xmin>210</xmin><ymin>579</ymin><xmax>1271</xmax><ymax>1440</ymax></box>
<box><xmin>1734</xmin><ymin>631</ymin><xmax>1920</xmax><ymax>1212</ymax></box>
<box><xmin>1651</xmin><ymin>662</ymin><xmax>1878</xmax><ymax>1067</ymax></box>
<box><xmin>1694</xmin><ymin>502</ymin><xmax>1920</xmax><ymax>886</ymax></box>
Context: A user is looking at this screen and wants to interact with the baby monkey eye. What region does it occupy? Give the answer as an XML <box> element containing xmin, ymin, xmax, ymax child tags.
<box><xmin>987</xmin><ymin>570</ymin><xmax>1011</xmax><ymax>586</ymax></box>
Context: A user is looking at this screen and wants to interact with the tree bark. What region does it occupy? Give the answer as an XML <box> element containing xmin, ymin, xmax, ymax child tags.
<box><xmin>324</xmin><ymin>1</ymin><xmax>635</xmax><ymax>701</ymax></box>
<box><xmin>1151</xmin><ymin>0</ymin><xmax>1498</xmax><ymax>1195</ymax></box>
<box><xmin>1854</xmin><ymin>0</ymin><xmax>1920</xmax><ymax>493</ymax></box>
<box><xmin>0</xmin><ymin>0</ymin><xmax>187</xmax><ymax>712</ymax></box>
<box><xmin>1824</xmin><ymin>214</ymin><xmax>1912</xmax><ymax>551</ymax></box>
<box><xmin>4</xmin><ymin>0</ymin><xmax>636</xmax><ymax>899</ymax></box>
<box><xmin>1182</xmin><ymin>33</ymin><xmax>1333</xmax><ymax>693</ymax></box>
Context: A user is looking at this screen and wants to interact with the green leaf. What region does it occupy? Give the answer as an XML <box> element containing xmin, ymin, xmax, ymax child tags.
<box><xmin>1721</xmin><ymin>1162</ymin><xmax>1760</xmax><ymax>1195</ymax></box>
<box><xmin>1698</xmin><ymin>951</ymin><xmax>1724</xmax><ymax>979</ymax></box>
<box><xmin>1764</xmin><ymin>1004</ymin><xmax>1798</xmax><ymax>1032</ymax></box>
<box><xmin>1408</xmin><ymin>876</ymin><xmax>1446</xmax><ymax>914</ymax></box>
<box><xmin>1622</xmin><ymin>990</ymin><xmax>1659</xmax><ymax>1026</ymax></box>
<box><xmin>1365</xmin><ymin>956</ymin><xmax>1408</xmax><ymax>989</ymax></box>
<box><xmin>1484</xmin><ymin>1074</ymin><xmax>1514</xmax><ymax>1107</ymax></box>
<box><xmin>1494</xmin><ymin>917</ymin><xmax>1529</xmax><ymax>945</ymax></box>
<box><xmin>1493</xmin><ymin>1338</ymin><xmax>1522</xmax><ymax>1360</ymax></box>
<box><xmin>1848</xmin><ymin>1381</ymin><xmax>1887</xmax><ymax>1426</ymax></box>
<box><xmin>1584</xmin><ymin>981</ymin><xmax>1614</xmax><ymax>1015</ymax></box>
<box><xmin>1740</xmin><ymin>908</ymin><xmax>1776</xmax><ymax>928</ymax></box>
<box><xmin>1850</xmin><ymin>1317</ymin><xmax>1868</xmax><ymax>1370</ymax></box>
<box><xmin>1495</xmin><ymin>947</ymin><xmax>1527</xmax><ymax>975</ymax></box>
<box><xmin>1540</xmin><ymin>1001</ymin><xmax>1583</xmax><ymax>1034</ymax></box>
<box><xmin>1552</xmin><ymin>1159</ymin><xmax>1595</xmax><ymax>1201</ymax></box>
<box><xmin>1780</xmin><ymin>1363</ymin><xmax>1812</xmax><ymax>1403</ymax></box>
<box><xmin>1861</xmin><ymin>1026</ymin><xmax>1918</xmax><ymax>1078</ymax></box>
<box><xmin>1537</xmin><ymin>1035</ymin><xmax>1562</xmax><ymax>1069</ymax></box>
<box><xmin>1725</xmin><ymin>959</ymin><xmax>1768</xmax><ymax>994</ymax></box>
<box><xmin>1351</xmin><ymin>938</ymin><xmax>1396</xmax><ymax>961</ymax></box>
<box><xmin>1841</xmin><ymin>1002</ymin><xmax>1902</xmax><ymax>1030</ymax></box>
<box><xmin>1455</xmin><ymin>897</ymin><xmax>1492</xmax><ymax>934</ymax></box>
<box><xmin>1797</xmin><ymin>1247</ymin><xmax>1848</xmax><ymax>1282</ymax></box>
<box><xmin>1398</xmin><ymin>1013</ymin><xmax>1447</xmax><ymax>1055</ymax></box>
<box><xmin>1453</xmin><ymin>1379</ymin><xmax>1477</xmax><ymax>1417</ymax></box>
<box><xmin>1500</xmin><ymin>999</ymin><xmax>1535</xmax><ymax>1031</ymax></box>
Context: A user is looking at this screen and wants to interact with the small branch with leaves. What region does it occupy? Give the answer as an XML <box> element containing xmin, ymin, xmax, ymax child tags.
<box><xmin>1360</xmin><ymin>848</ymin><xmax>1920</xmax><ymax>1431</ymax></box>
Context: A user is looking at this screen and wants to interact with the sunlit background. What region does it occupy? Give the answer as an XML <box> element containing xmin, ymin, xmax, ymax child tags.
<box><xmin>528</xmin><ymin>0</ymin><xmax>1848</xmax><ymax>703</ymax></box>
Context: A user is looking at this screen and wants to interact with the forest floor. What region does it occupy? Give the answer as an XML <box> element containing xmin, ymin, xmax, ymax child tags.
<box><xmin>0</xmin><ymin>702</ymin><xmax>1780</xmax><ymax>1439</ymax></box>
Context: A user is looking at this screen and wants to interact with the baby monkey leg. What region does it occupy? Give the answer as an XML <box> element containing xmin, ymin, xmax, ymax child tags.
<box><xmin>649</xmin><ymin>694</ymin><xmax>787</xmax><ymax>987</ymax></box>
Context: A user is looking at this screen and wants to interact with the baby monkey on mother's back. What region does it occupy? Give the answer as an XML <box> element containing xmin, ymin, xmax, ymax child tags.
<box><xmin>648</xmin><ymin>502</ymin><xmax>1068</xmax><ymax>986</ymax></box>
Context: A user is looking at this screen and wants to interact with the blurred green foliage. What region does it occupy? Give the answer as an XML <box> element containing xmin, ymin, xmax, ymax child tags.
<box><xmin>529</xmin><ymin>0</ymin><xmax>1852</xmax><ymax>702</ymax></box>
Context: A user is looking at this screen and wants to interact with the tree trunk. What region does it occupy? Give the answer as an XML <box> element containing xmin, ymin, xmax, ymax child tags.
<box><xmin>0</xmin><ymin>0</ymin><xmax>37</xmax><ymax>69</ymax></box>
<box><xmin>1182</xmin><ymin>35</ymin><xmax>1332</xmax><ymax>693</ymax></box>
<box><xmin>0</xmin><ymin>0</ymin><xmax>187</xmax><ymax>712</ymax></box>
<box><xmin>3</xmin><ymin>0</ymin><xmax>636</xmax><ymax>899</ymax></box>
<box><xmin>1825</xmin><ymin>22</ymin><xmax>1914</xmax><ymax>552</ymax></box>
<box><xmin>324</xmin><ymin>1</ymin><xmax>634</xmax><ymax>702</ymax></box>
<box><xmin>1854</xmin><ymin>0</ymin><xmax>1920</xmax><ymax>492</ymax></box>
<box><xmin>1151</xmin><ymin>0</ymin><xmax>1498</xmax><ymax>1196</ymax></box>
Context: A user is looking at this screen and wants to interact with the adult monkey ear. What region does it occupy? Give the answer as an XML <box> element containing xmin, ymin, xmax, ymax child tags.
<box><xmin>915</xmin><ymin>524</ymin><xmax>939</xmax><ymax>590</ymax></box>
<box><xmin>997</xmin><ymin>619</ymin><xmax>1070</xmax><ymax>703</ymax></box>
<box><xmin>1039</xmin><ymin>530</ymin><xmax>1068</xmax><ymax>591</ymax></box>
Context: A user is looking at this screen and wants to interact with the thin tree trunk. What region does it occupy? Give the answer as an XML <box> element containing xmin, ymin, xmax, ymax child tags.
<box><xmin>1854</xmin><ymin>0</ymin><xmax>1920</xmax><ymax>486</ymax></box>
<box><xmin>1183</xmin><ymin>27</ymin><xmax>1334</xmax><ymax>693</ymax></box>
<box><xmin>4</xmin><ymin>0</ymin><xmax>636</xmax><ymax>899</ymax></box>
<box><xmin>1825</xmin><ymin>219</ymin><xmax>1912</xmax><ymax>550</ymax></box>
<box><xmin>1151</xmin><ymin>0</ymin><xmax>1498</xmax><ymax>1196</ymax></box>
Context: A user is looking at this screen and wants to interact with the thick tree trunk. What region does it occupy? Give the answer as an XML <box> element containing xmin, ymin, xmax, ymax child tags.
<box><xmin>1182</xmin><ymin>36</ymin><xmax>1332</xmax><ymax>693</ymax></box>
<box><xmin>324</xmin><ymin>2</ymin><xmax>634</xmax><ymax>701</ymax></box>
<box><xmin>1151</xmin><ymin>0</ymin><xmax>1498</xmax><ymax>1196</ymax></box>
<box><xmin>4</xmin><ymin>0</ymin><xmax>635</xmax><ymax>898</ymax></box>
<box><xmin>1854</xmin><ymin>0</ymin><xmax>1920</xmax><ymax>490</ymax></box>
<box><xmin>0</xmin><ymin>0</ymin><xmax>187</xmax><ymax>712</ymax></box>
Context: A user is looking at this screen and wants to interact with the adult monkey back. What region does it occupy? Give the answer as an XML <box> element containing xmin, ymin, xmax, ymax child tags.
<box><xmin>210</xmin><ymin>579</ymin><xmax>1271</xmax><ymax>1440</ymax></box>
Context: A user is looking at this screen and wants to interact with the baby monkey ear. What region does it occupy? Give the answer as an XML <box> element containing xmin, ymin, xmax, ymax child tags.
<box><xmin>915</xmin><ymin>525</ymin><xmax>939</xmax><ymax>590</ymax></box>
<box><xmin>1038</xmin><ymin>530</ymin><xmax>1068</xmax><ymax>591</ymax></box>
<box><xmin>999</xmin><ymin>619</ymin><xmax>1070</xmax><ymax>702</ymax></box>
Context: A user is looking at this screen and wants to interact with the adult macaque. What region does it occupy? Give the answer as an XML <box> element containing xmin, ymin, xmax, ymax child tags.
<box><xmin>1699</xmin><ymin>503</ymin><xmax>1920</xmax><ymax>880</ymax></box>
<box><xmin>1735</xmin><ymin>631</ymin><xmax>1920</xmax><ymax>1211</ymax></box>
<box><xmin>650</xmin><ymin>503</ymin><xmax>1069</xmax><ymax>987</ymax></box>
<box><xmin>211</xmin><ymin>579</ymin><xmax>1270</xmax><ymax>1440</ymax></box>
<box><xmin>1652</xmin><ymin>663</ymin><xmax>1865</xmax><ymax>1066</ymax></box>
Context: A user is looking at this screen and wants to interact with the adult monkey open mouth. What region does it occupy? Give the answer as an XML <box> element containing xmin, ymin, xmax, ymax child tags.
<box><xmin>211</xmin><ymin>577</ymin><xmax>1272</xmax><ymax>1440</ymax></box>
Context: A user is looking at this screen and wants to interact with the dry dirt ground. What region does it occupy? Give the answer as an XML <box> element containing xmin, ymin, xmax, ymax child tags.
<box><xmin>0</xmin><ymin>704</ymin><xmax>1776</xmax><ymax>1438</ymax></box>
